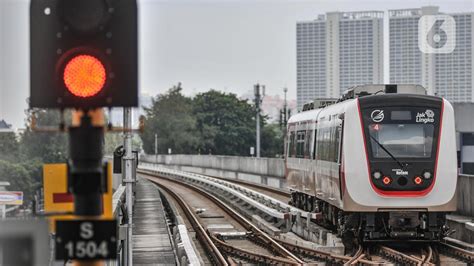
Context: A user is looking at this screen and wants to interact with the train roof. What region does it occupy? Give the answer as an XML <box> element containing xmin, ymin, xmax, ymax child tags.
<box><xmin>289</xmin><ymin>84</ymin><xmax>436</xmax><ymax>125</ymax></box>
<box><xmin>287</xmin><ymin>108</ymin><xmax>320</xmax><ymax>124</ymax></box>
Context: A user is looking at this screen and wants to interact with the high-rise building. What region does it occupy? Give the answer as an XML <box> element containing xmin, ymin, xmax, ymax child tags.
<box><xmin>389</xmin><ymin>6</ymin><xmax>474</xmax><ymax>102</ymax></box>
<box><xmin>296</xmin><ymin>11</ymin><xmax>384</xmax><ymax>109</ymax></box>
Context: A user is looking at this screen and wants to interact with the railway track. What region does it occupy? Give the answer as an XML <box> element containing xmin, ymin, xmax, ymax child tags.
<box><xmin>436</xmin><ymin>242</ymin><xmax>474</xmax><ymax>264</ymax></box>
<box><xmin>140</xmin><ymin>169</ymin><xmax>378</xmax><ymax>264</ymax></box>
<box><xmin>139</xmin><ymin>167</ymin><xmax>473</xmax><ymax>265</ymax></box>
<box><xmin>147</xmin><ymin>175</ymin><xmax>303</xmax><ymax>265</ymax></box>
<box><xmin>205</xmin><ymin>174</ymin><xmax>474</xmax><ymax>265</ymax></box>
<box><xmin>209</xmin><ymin>175</ymin><xmax>291</xmax><ymax>202</ymax></box>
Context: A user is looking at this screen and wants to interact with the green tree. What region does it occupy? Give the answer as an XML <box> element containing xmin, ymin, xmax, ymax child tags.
<box><xmin>193</xmin><ymin>90</ymin><xmax>255</xmax><ymax>156</ymax></box>
<box><xmin>140</xmin><ymin>85</ymin><xmax>199</xmax><ymax>154</ymax></box>
<box><xmin>104</xmin><ymin>133</ymin><xmax>143</xmax><ymax>155</ymax></box>
<box><xmin>0</xmin><ymin>132</ymin><xmax>19</xmax><ymax>162</ymax></box>
<box><xmin>20</xmin><ymin>109</ymin><xmax>69</xmax><ymax>163</ymax></box>
<box><xmin>261</xmin><ymin>123</ymin><xmax>284</xmax><ymax>157</ymax></box>
<box><xmin>0</xmin><ymin>160</ymin><xmax>39</xmax><ymax>203</ymax></box>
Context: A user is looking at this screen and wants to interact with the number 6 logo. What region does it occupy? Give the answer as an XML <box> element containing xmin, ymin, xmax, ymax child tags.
<box><xmin>419</xmin><ymin>15</ymin><xmax>456</xmax><ymax>54</ymax></box>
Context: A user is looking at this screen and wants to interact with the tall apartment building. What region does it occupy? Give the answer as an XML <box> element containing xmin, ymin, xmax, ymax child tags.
<box><xmin>296</xmin><ymin>11</ymin><xmax>384</xmax><ymax>109</ymax></box>
<box><xmin>390</xmin><ymin>6</ymin><xmax>474</xmax><ymax>102</ymax></box>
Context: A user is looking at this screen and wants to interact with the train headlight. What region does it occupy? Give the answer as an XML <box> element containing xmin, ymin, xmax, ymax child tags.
<box><xmin>372</xmin><ymin>171</ymin><xmax>382</xmax><ymax>179</ymax></box>
<box><xmin>382</xmin><ymin>176</ymin><xmax>392</xmax><ymax>185</ymax></box>
<box><xmin>414</xmin><ymin>176</ymin><xmax>423</xmax><ymax>185</ymax></box>
<box><xmin>422</xmin><ymin>171</ymin><xmax>432</xmax><ymax>179</ymax></box>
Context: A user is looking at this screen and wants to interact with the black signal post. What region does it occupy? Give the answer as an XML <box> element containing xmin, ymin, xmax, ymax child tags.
<box><xmin>30</xmin><ymin>0</ymin><xmax>138</xmax><ymax>264</ymax></box>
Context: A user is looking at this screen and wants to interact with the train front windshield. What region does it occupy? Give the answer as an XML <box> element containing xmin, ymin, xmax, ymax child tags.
<box><xmin>368</xmin><ymin>123</ymin><xmax>434</xmax><ymax>158</ymax></box>
<box><xmin>363</xmin><ymin>107</ymin><xmax>440</xmax><ymax>160</ymax></box>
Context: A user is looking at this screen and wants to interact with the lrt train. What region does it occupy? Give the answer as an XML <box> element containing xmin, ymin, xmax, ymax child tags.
<box><xmin>285</xmin><ymin>84</ymin><xmax>457</xmax><ymax>245</ymax></box>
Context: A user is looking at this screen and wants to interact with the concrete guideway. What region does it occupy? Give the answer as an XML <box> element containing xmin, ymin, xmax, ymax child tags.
<box><xmin>138</xmin><ymin>164</ymin><xmax>474</xmax><ymax>265</ymax></box>
<box><xmin>132</xmin><ymin>178</ymin><xmax>175</xmax><ymax>265</ymax></box>
<box><xmin>141</xmin><ymin>155</ymin><xmax>474</xmax><ymax>246</ymax></box>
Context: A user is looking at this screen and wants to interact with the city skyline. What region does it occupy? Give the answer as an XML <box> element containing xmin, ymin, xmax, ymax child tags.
<box><xmin>296</xmin><ymin>10</ymin><xmax>384</xmax><ymax>109</ymax></box>
<box><xmin>1</xmin><ymin>0</ymin><xmax>473</xmax><ymax>128</ymax></box>
<box><xmin>389</xmin><ymin>6</ymin><xmax>474</xmax><ymax>102</ymax></box>
<box><xmin>297</xmin><ymin>6</ymin><xmax>473</xmax><ymax>109</ymax></box>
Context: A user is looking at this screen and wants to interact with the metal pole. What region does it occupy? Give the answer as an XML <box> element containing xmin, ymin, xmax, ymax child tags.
<box><xmin>154</xmin><ymin>133</ymin><xmax>158</xmax><ymax>163</ymax></box>
<box><xmin>282</xmin><ymin>87</ymin><xmax>288</xmax><ymax>157</ymax></box>
<box><xmin>256</xmin><ymin>108</ymin><xmax>260</xmax><ymax>158</ymax></box>
<box><xmin>1</xmin><ymin>205</ymin><xmax>5</xmax><ymax>219</ymax></box>
<box><xmin>254</xmin><ymin>84</ymin><xmax>263</xmax><ymax>158</ymax></box>
<box><xmin>283</xmin><ymin>87</ymin><xmax>288</xmax><ymax>127</ymax></box>
<box><xmin>123</xmin><ymin>108</ymin><xmax>134</xmax><ymax>266</ymax></box>
<box><xmin>69</xmin><ymin>109</ymin><xmax>105</xmax><ymax>266</ymax></box>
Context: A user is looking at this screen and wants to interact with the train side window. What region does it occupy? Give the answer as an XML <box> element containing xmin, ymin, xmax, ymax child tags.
<box><xmin>312</xmin><ymin>129</ymin><xmax>318</xmax><ymax>159</ymax></box>
<box><xmin>335</xmin><ymin>124</ymin><xmax>342</xmax><ymax>163</ymax></box>
<box><xmin>305</xmin><ymin>129</ymin><xmax>313</xmax><ymax>159</ymax></box>
<box><xmin>289</xmin><ymin>131</ymin><xmax>296</xmax><ymax>157</ymax></box>
<box><xmin>296</xmin><ymin>130</ymin><xmax>306</xmax><ymax>158</ymax></box>
<box><xmin>317</xmin><ymin>127</ymin><xmax>329</xmax><ymax>161</ymax></box>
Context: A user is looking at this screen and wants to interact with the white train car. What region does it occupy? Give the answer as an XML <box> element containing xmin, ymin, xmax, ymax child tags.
<box><xmin>285</xmin><ymin>84</ymin><xmax>457</xmax><ymax>244</ymax></box>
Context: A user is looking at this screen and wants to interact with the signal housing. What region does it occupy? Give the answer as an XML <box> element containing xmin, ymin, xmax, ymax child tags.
<box><xmin>30</xmin><ymin>0</ymin><xmax>138</xmax><ymax>108</ymax></box>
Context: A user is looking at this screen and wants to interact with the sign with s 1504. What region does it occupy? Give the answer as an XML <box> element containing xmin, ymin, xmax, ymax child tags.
<box><xmin>55</xmin><ymin>220</ymin><xmax>117</xmax><ymax>260</ymax></box>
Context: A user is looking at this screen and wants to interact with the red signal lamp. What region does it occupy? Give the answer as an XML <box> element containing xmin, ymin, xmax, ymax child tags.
<box><xmin>382</xmin><ymin>176</ymin><xmax>392</xmax><ymax>185</ymax></box>
<box><xmin>63</xmin><ymin>54</ymin><xmax>106</xmax><ymax>98</ymax></box>
<box><xmin>414</xmin><ymin>176</ymin><xmax>423</xmax><ymax>185</ymax></box>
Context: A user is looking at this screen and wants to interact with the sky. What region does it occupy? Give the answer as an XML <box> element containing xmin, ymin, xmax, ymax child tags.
<box><xmin>0</xmin><ymin>0</ymin><xmax>473</xmax><ymax>128</ymax></box>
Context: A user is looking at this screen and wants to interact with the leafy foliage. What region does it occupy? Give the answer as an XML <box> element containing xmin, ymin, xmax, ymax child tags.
<box><xmin>141</xmin><ymin>86</ymin><xmax>283</xmax><ymax>157</ymax></box>
<box><xmin>140</xmin><ymin>85</ymin><xmax>200</xmax><ymax>154</ymax></box>
<box><xmin>104</xmin><ymin>132</ymin><xmax>143</xmax><ymax>155</ymax></box>
<box><xmin>193</xmin><ymin>90</ymin><xmax>255</xmax><ymax>155</ymax></box>
<box><xmin>20</xmin><ymin>110</ymin><xmax>69</xmax><ymax>163</ymax></box>
<box><xmin>261</xmin><ymin>123</ymin><xmax>284</xmax><ymax>157</ymax></box>
<box><xmin>0</xmin><ymin>160</ymin><xmax>41</xmax><ymax>203</ymax></box>
<box><xmin>0</xmin><ymin>132</ymin><xmax>19</xmax><ymax>162</ymax></box>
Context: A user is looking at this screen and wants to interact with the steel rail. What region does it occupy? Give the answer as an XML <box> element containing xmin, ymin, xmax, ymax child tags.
<box><xmin>152</xmin><ymin>181</ymin><xmax>228</xmax><ymax>265</ymax></box>
<box><xmin>276</xmin><ymin>238</ymin><xmax>382</xmax><ymax>265</ymax></box>
<box><xmin>141</xmin><ymin>166</ymin><xmax>474</xmax><ymax>265</ymax></box>
<box><xmin>344</xmin><ymin>245</ymin><xmax>363</xmax><ymax>265</ymax></box>
<box><xmin>146</xmin><ymin>174</ymin><xmax>304</xmax><ymax>265</ymax></box>
<box><xmin>210</xmin><ymin>234</ymin><xmax>298</xmax><ymax>265</ymax></box>
<box><xmin>437</xmin><ymin>242</ymin><xmax>474</xmax><ymax>263</ymax></box>
<box><xmin>209</xmin><ymin>175</ymin><xmax>291</xmax><ymax>197</ymax></box>
<box><xmin>422</xmin><ymin>245</ymin><xmax>433</xmax><ymax>265</ymax></box>
<box><xmin>142</xmin><ymin>170</ymin><xmax>388</xmax><ymax>265</ymax></box>
<box><xmin>377</xmin><ymin>245</ymin><xmax>436</xmax><ymax>266</ymax></box>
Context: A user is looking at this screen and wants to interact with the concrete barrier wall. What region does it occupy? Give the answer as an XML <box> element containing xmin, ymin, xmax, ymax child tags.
<box><xmin>141</xmin><ymin>154</ymin><xmax>286</xmax><ymax>178</ymax></box>
<box><xmin>457</xmin><ymin>174</ymin><xmax>474</xmax><ymax>217</ymax></box>
<box><xmin>140</xmin><ymin>154</ymin><xmax>473</xmax><ymax>216</ymax></box>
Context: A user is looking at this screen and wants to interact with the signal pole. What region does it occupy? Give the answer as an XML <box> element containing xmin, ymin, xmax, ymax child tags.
<box><xmin>69</xmin><ymin>109</ymin><xmax>107</xmax><ymax>266</ymax></box>
<box><xmin>123</xmin><ymin>108</ymin><xmax>134</xmax><ymax>266</ymax></box>
<box><xmin>254</xmin><ymin>84</ymin><xmax>265</xmax><ymax>158</ymax></box>
<box><xmin>29</xmin><ymin>0</ymin><xmax>138</xmax><ymax>264</ymax></box>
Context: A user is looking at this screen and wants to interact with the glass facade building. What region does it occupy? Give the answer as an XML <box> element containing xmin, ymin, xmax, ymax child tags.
<box><xmin>389</xmin><ymin>7</ymin><xmax>474</xmax><ymax>102</ymax></box>
<box><xmin>296</xmin><ymin>11</ymin><xmax>384</xmax><ymax>109</ymax></box>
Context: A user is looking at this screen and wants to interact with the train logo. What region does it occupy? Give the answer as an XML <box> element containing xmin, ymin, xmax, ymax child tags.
<box><xmin>392</xmin><ymin>169</ymin><xmax>409</xmax><ymax>176</ymax></box>
<box><xmin>416</xmin><ymin>109</ymin><xmax>435</xmax><ymax>123</ymax></box>
<box><xmin>370</xmin><ymin>109</ymin><xmax>384</xmax><ymax>122</ymax></box>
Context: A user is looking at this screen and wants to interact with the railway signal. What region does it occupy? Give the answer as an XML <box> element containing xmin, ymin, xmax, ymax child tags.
<box><xmin>29</xmin><ymin>0</ymin><xmax>138</xmax><ymax>263</ymax></box>
<box><xmin>30</xmin><ymin>0</ymin><xmax>138</xmax><ymax>108</ymax></box>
